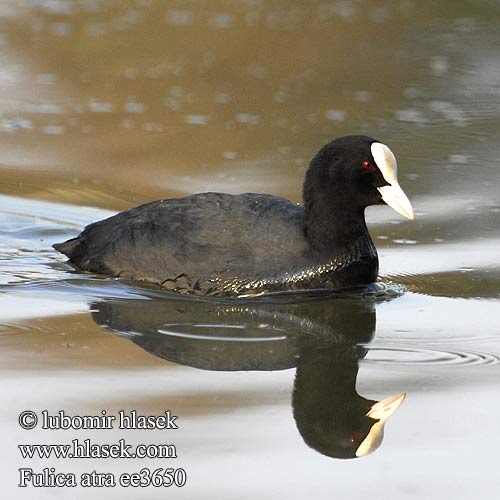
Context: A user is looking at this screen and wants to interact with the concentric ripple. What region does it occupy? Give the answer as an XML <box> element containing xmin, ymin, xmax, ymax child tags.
<box><xmin>364</xmin><ymin>345</ymin><xmax>500</xmax><ymax>367</ymax></box>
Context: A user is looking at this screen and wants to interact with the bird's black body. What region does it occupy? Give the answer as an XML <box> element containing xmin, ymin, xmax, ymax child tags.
<box><xmin>54</xmin><ymin>135</ymin><xmax>399</xmax><ymax>297</ymax></box>
<box><xmin>55</xmin><ymin>192</ymin><xmax>377</xmax><ymax>296</ymax></box>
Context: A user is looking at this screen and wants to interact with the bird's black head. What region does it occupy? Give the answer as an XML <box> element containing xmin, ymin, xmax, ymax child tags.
<box><xmin>303</xmin><ymin>135</ymin><xmax>414</xmax><ymax>222</ymax></box>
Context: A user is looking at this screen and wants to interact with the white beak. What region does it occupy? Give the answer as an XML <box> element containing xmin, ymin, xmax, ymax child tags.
<box><xmin>371</xmin><ymin>142</ymin><xmax>415</xmax><ymax>221</ymax></box>
<box><xmin>378</xmin><ymin>183</ymin><xmax>415</xmax><ymax>220</ymax></box>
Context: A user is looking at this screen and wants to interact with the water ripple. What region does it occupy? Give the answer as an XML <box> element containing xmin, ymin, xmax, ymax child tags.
<box><xmin>364</xmin><ymin>345</ymin><xmax>500</xmax><ymax>367</ymax></box>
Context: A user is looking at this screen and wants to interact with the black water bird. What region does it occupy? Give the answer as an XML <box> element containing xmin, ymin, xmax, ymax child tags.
<box><xmin>91</xmin><ymin>292</ymin><xmax>405</xmax><ymax>458</ymax></box>
<box><xmin>54</xmin><ymin>135</ymin><xmax>414</xmax><ymax>297</ymax></box>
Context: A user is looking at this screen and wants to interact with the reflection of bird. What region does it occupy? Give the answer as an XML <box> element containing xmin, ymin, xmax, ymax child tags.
<box><xmin>54</xmin><ymin>136</ymin><xmax>413</xmax><ymax>297</ymax></box>
<box><xmin>294</xmin><ymin>346</ymin><xmax>405</xmax><ymax>459</ymax></box>
<box><xmin>91</xmin><ymin>292</ymin><xmax>405</xmax><ymax>459</ymax></box>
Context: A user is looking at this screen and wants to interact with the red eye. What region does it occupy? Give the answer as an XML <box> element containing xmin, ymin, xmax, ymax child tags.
<box><xmin>362</xmin><ymin>161</ymin><xmax>374</xmax><ymax>171</ymax></box>
<box><xmin>349</xmin><ymin>433</ymin><xmax>361</xmax><ymax>444</ymax></box>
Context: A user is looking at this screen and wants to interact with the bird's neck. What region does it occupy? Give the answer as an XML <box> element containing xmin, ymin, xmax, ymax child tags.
<box><xmin>304</xmin><ymin>198</ymin><xmax>374</xmax><ymax>257</ymax></box>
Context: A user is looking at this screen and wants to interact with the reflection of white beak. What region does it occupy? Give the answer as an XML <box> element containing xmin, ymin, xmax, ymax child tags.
<box><xmin>355</xmin><ymin>392</ymin><xmax>406</xmax><ymax>458</ymax></box>
<box><xmin>378</xmin><ymin>183</ymin><xmax>414</xmax><ymax>220</ymax></box>
<box><xmin>367</xmin><ymin>392</ymin><xmax>407</xmax><ymax>420</ymax></box>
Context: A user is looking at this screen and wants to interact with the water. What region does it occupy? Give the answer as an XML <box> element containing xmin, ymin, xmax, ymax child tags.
<box><xmin>1</xmin><ymin>1</ymin><xmax>500</xmax><ymax>498</ymax></box>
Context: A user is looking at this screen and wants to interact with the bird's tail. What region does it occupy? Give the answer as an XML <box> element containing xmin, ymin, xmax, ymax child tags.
<box><xmin>52</xmin><ymin>238</ymin><xmax>79</xmax><ymax>257</ymax></box>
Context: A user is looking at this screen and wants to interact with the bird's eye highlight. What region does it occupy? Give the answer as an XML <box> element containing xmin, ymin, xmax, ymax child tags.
<box><xmin>349</xmin><ymin>433</ymin><xmax>361</xmax><ymax>444</ymax></box>
<box><xmin>362</xmin><ymin>161</ymin><xmax>374</xmax><ymax>171</ymax></box>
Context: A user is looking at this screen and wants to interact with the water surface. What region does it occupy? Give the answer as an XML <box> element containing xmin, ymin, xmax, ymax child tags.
<box><xmin>1</xmin><ymin>1</ymin><xmax>500</xmax><ymax>499</ymax></box>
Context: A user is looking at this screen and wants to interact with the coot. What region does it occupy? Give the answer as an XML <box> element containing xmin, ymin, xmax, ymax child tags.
<box><xmin>53</xmin><ymin>135</ymin><xmax>414</xmax><ymax>297</ymax></box>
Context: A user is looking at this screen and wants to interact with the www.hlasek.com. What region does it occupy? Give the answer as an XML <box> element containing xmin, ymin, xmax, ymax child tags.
<box><xmin>17</xmin><ymin>409</ymin><xmax>186</xmax><ymax>488</ymax></box>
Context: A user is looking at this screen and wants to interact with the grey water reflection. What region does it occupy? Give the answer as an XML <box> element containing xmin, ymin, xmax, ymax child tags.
<box><xmin>91</xmin><ymin>291</ymin><xmax>405</xmax><ymax>459</ymax></box>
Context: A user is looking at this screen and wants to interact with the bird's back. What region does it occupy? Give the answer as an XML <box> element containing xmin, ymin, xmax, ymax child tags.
<box><xmin>55</xmin><ymin>192</ymin><xmax>310</xmax><ymax>295</ymax></box>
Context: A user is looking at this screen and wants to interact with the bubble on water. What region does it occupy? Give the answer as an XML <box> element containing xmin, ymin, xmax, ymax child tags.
<box><xmin>164</xmin><ymin>98</ymin><xmax>181</xmax><ymax>111</ymax></box>
<box><xmin>36</xmin><ymin>0</ymin><xmax>73</xmax><ymax>16</ymax></box>
<box><xmin>113</xmin><ymin>17</ymin><xmax>129</xmax><ymax>31</ymax></box>
<box><xmin>265</xmin><ymin>12</ymin><xmax>283</xmax><ymax>29</ymax></box>
<box><xmin>223</xmin><ymin>152</ymin><xmax>238</xmax><ymax>160</ymax></box>
<box><xmin>273</xmin><ymin>90</ymin><xmax>288</xmax><ymax>103</ymax></box>
<box><xmin>121</xmin><ymin>119</ymin><xmax>135</xmax><ymax>129</ymax></box>
<box><xmin>124</xmin><ymin>101</ymin><xmax>145</xmax><ymax>114</ymax></box>
<box><xmin>147</xmin><ymin>65</ymin><xmax>165</xmax><ymax>79</ymax></box>
<box><xmin>88</xmin><ymin>100</ymin><xmax>113</xmax><ymax>113</ymax></box>
<box><xmin>36</xmin><ymin>73</ymin><xmax>57</xmax><ymax>85</ymax></box>
<box><xmin>395</xmin><ymin>108</ymin><xmax>428</xmax><ymax>125</ymax></box>
<box><xmin>429</xmin><ymin>100</ymin><xmax>468</xmax><ymax>127</ymax></box>
<box><xmin>454</xmin><ymin>17</ymin><xmax>476</xmax><ymax>33</ymax></box>
<box><xmin>244</xmin><ymin>11</ymin><xmax>260</xmax><ymax>27</ymax></box>
<box><xmin>430</xmin><ymin>56</ymin><xmax>449</xmax><ymax>77</ymax></box>
<box><xmin>235</xmin><ymin>113</ymin><xmax>261</xmax><ymax>125</ymax></box>
<box><xmin>448</xmin><ymin>154</ymin><xmax>470</xmax><ymax>164</ymax></box>
<box><xmin>125</xmin><ymin>9</ymin><xmax>143</xmax><ymax>25</ymax></box>
<box><xmin>325</xmin><ymin>109</ymin><xmax>346</xmax><ymax>122</ymax></box>
<box><xmin>272</xmin><ymin>118</ymin><xmax>288</xmax><ymax>129</ymax></box>
<box><xmin>85</xmin><ymin>23</ymin><xmax>108</xmax><ymax>37</ymax></box>
<box><xmin>185</xmin><ymin>115</ymin><xmax>208</xmax><ymax>125</ymax></box>
<box><xmin>198</xmin><ymin>52</ymin><xmax>216</xmax><ymax>72</ymax></box>
<box><xmin>81</xmin><ymin>0</ymin><xmax>101</xmax><ymax>13</ymax></box>
<box><xmin>43</xmin><ymin>125</ymin><xmax>65</xmax><ymax>135</ymax></box>
<box><xmin>169</xmin><ymin>86</ymin><xmax>185</xmax><ymax>97</ymax></box>
<box><xmin>209</xmin><ymin>13</ymin><xmax>235</xmax><ymax>29</ymax></box>
<box><xmin>143</xmin><ymin>122</ymin><xmax>162</xmax><ymax>132</ymax></box>
<box><xmin>214</xmin><ymin>93</ymin><xmax>231</xmax><ymax>105</ymax></box>
<box><xmin>338</xmin><ymin>2</ymin><xmax>356</xmax><ymax>20</ymax></box>
<box><xmin>50</xmin><ymin>22</ymin><xmax>71</xmax><ymax>37</ymax></box>
<box><xmin>318</xmin><ymin>2</ymin><xmax>355</xmax><ymax>21</ymax></box>
<box><xmin>19</xmin><ymin>118</ymin><xmax>33</xmax><ymax>129</ymax></box>
<box><xmin>307</xmin><ymin>113</ymin><xmax>319</xmax><ymax>124</ymax></box>
<box><xmin>166</xmin><ymin>10</ymin><xmax>194</xmax><ymax>26</ymax></box>
<box><xmin>0</xmin><ymin>120</ymin><xmax>16</xmax><ymax>133</ymax></box>
<box><xmin>124</xmin><ymin>67</ymin><xmax>139</xmax><ymax>80</ymax></box>
<box><xmin>246</xmin><ymin>65</ymin><xmax>269</xmax><ymax>79</ymax></box>
<box><xmin>354</xmin><ymin>90</ymin><xmax>372</xmax><ymax>102</ymax></box>
<box><xmin>393</xmin><ymin>239</ymin><xmax>418</xmax><ymax>245</ymax></box>
<box><xmin>0</xmin><ymin>118</ymin><xmax>33</xmax><ymax>132</ymax></box>
<box><xmin>403</xmin><ymin>87</ymin><xmax>424</xmax><ymax>99</ymax></box>
<box><xmin>25</xmin><ymin>102</ymin><xmax>64</xmax><ymax>114</ymax></box>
